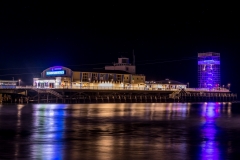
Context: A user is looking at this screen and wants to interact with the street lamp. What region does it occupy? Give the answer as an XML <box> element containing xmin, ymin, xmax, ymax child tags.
<box><xmin>227</xmin><ymin>83</ymin><xmax>231</xmax><ymax>91</ymax></box>
<box><xmin>168</xmin><ymin>81</ymin><xmax>171</xmax><ymax>90</ymax></box>
<box><xmin>19</xmin><ymin>79</ymin><xmax>21</xmax><ymax>86</ymax></box>
<box><xmin>187</xmin><ymin>82</ymin><xmax>189</xmax><ymax>88</ymax></box>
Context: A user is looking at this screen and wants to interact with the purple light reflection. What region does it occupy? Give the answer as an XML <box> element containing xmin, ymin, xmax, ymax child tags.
<box><xmin>200</xmin><ymin>103</ymin><xmax>220</xmax><ymax>160</ymax></box>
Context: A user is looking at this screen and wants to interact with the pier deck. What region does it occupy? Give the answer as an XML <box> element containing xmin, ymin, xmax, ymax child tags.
<box><xmin>0</xmin><ymin>87</ymin><xmax>237</xmax><ymax>104</ymax></box>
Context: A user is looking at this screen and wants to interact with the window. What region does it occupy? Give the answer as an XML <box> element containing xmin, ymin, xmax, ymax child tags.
<box><xmin>92</xmin><ymin>73</ymin><xmax>97</xmax><ymax>80</ymax></box>
<box><xmin>116</xmin><ymin>75</ymin><xmax>121</xmax><ymax>81</ymax></box>
<box><xmin>82</xmin><ymin>73</ymin><xmax>89</xmax><ymax>82</ymax></box>
<box><xmin>122</xmin><ymin>59</ymin><xmax>127</xmax><ymax>63</ymax></box>
<box><xmin>108</xmin><ymin>74</ymin><xmax>113</xmax><ymax>81</ymax></box>
<box><xmin>99</xmin><ymin>74</ymin><xmax>105</xmax><ymax>81</ymax></box>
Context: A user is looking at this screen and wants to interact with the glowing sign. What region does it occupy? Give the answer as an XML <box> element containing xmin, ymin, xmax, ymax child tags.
<box><xmin>46</xmin><ymin>70</ymin><xmax>65</xmax><ymax>76</ymax></box>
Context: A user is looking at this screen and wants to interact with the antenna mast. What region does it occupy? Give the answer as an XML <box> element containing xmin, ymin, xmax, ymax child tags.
<box><xmin>133</xmin><ymin>49</ymin><xmax>135</xmax><ymax>65</ymax></box>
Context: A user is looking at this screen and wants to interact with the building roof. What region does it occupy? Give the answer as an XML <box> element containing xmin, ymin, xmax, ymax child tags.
<box><xmin>0</xmin><ymin>80</ymin><xmax>18</xmax><ymax>83</ymax></box>
<box><xmin>73</xmin><ymin>68</ymin><xmax>143</xmax><ymax>75</ymax></box>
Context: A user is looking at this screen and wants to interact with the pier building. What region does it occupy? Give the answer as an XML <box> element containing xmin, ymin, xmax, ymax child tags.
<box><xmin>33</xmin><ymin>58</ymin><xmax>145</xmax><ymax>89</ymax></box>
<box><xmin>198</xmin><ymin>52</ymin><xmax>220</xmax><ymax>89</ymax></box>
<box><xmin>145</xmin><ymin>79</ymin><xmax>187</xmax><ymax>90</ymax></box>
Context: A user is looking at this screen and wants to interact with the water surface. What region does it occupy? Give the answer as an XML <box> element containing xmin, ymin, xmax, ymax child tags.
<box><xmin>0</xmin><ymin>103</ymin><xmax>240</xmax><ymax>160</ymax></box>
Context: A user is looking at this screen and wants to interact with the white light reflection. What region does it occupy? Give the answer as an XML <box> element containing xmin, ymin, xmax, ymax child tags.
<box><xmin>138</xmin><ymin>103</ymin><xmax>190</xmax><ymax>121</ymax></box>
<box><xmin>15</xmin><ymin>105</ymin><xmax>24</xmax><ymax>157</ymax></box>
<box><xmin>96</xmin><ymin>136</ymin><xmax>114</xmax><ymax>160</ymax></box>
<box><xmin>17</xmin><ymin>105</ymin><xmax>24</xmax><ymax>128</ymax></box>
<box><xmin>31</xmin><ymin>104</ymin><xmax>67</xmax><ymax>160</ymax></box>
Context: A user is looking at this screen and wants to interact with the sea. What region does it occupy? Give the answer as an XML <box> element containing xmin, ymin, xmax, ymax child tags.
<box><xmin>0</xmin><ymin>102</ymin><xmax>240</xmax><ymax>160</ymax></box>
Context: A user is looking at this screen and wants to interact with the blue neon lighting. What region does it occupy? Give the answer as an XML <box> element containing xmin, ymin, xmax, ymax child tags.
<box><xmin>51</xmin><ymin>66</ymin><xmax>63</xmax><ymax>71</ymax></box>
<box><xmin>46</xmin><ymin>70</ymin><xmax>65</xmax><ymax>76</ymax></box>
<box><xmin>198</xmin><ymin>53</ymin><xmax>220</xmax><ymax>88</ymax></box>
<box><xmin>198</xmin><ymin>60</ymin><xmax>220</xmax><ymax>65</ymax></box>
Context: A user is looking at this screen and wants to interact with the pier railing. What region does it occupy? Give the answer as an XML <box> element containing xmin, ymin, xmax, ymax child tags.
<box><xmin>185</xmin><ymin>88</ymin><xmax>230</xmax><ymax>92</ymax></box>
<box><xmin>10</xmin><ymin>86</ymin><xmax>231</xmax><ymax>92</ymax></box>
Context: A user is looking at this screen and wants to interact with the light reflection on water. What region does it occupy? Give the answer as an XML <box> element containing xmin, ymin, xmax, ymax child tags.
<box><xmin>0</xmin><ymin>102</ymin><xmax>238</xmax><ymax>160</ymax></box>
<box><xmin>31</xmin><ymin>104</ymin><xmax>67</xmax><ymax>160</ymax></box>
<box><xmin>199</xmin><ymin>102</ymin><xmax>232</xmax><ymax>160</ymax></box>
<box><xmin>200</xmin><ymin>103</ymin><xmax>220</xmax><ymax>160</ymax></box>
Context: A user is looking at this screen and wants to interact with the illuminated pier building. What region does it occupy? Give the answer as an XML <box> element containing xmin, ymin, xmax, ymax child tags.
<box><xmin>198</xmin><ymin>52</ymin><xmax>220</xmax><ymax>89</ymax></box>
<box><xmin>33</xmin><ymin>58</ymin><xmax>145</xmax><ymax>89</ymax></box>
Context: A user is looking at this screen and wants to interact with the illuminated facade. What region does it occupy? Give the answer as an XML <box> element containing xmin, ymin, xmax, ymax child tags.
<box><xmin>198</xmin><ymin>52</ymin><xmax>220</xmax><ymax>88</ymax></box>
<box><xmin>33</xmin><ymin>66</ymin><xmax>145</xmax><ymax>89</ymax></box>
<box><xmin>145</xmin><ymin>79</ymin><xmax>187</xmax><ymax>90</ymax></box>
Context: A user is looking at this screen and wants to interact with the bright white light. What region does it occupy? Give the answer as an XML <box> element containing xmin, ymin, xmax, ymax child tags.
<box><xmin>46</xmin><ymin>70</ymin><xmax>65</xmax><ymax>75</ymax></box>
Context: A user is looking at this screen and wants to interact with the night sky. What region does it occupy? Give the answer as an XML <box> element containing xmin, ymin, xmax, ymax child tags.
<box><xmin>0</xmin><ymin>1</ymin><xmax>240</xmax><ymax>93</ymax></box>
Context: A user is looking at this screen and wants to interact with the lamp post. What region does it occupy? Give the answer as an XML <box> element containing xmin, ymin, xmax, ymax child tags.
<box><xmin>227</xmin><ymin>83</ymin><xmax>231</xmax><ymax>91</ymax></box>
<box><xmin>19</xmin><ymin>79</ymin><xmax>21</xmax><ymax>86</ymax></box>
<box><xmin>187</xmin><ymin>82</ymin><xmax>189</xmax><ymax>88</ymax></box>
<box><xmin>168</xmin><ymin>81</ymin><xmax>171</xmax><ymax>90</ymax></box>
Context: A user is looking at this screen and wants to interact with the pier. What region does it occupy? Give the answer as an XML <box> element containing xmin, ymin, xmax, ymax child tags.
<box><xmin>0</xmin><ymin>87</ymin><xmax>237</xmax><ymax>104</ymax></box>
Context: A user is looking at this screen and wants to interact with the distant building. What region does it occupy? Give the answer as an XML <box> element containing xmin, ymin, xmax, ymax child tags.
<box><xmin>105</xmin><ymin>57</ymin><xmax>136</xmax><ymax>74</ymax></box>
<box><xmin>0</xmin><ymin>80</ymin><xmax>18</xmax><ymax>88</ymax></box>
<box><xmin>198</xmin><ymin>52</ymin><xmax>220</xmax><ymax>88</ymax></box>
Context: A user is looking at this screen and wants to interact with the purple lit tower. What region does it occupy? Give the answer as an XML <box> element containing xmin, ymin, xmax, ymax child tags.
<box><xmin>198</xmin><ymin>52</ymin><xmax>220</xmax><ymax>88</ymax></box>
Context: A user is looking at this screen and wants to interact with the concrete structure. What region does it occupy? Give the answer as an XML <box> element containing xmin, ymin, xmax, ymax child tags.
<box><xmin>105</xmin><ymin>57</ymin><xmax>136</xmax><ymax>74</ymax></box>
<box><xmin>198</xmin><ymin>52</ymin><xmax>220</xmax><ymax>89</ymax></box>
<box><xmin>145</xmin><ymin>79</ymin><xmax>187</xmax><ymax>90</ymax></box>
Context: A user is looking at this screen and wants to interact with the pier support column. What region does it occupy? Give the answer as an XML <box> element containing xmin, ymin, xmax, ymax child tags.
<box><xmin>38</xmin><ymin>91</ymin><xmax>40</xmax><ymax>103</ymax></box>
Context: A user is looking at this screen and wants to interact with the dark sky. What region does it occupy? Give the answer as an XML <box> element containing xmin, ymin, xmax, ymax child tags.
<box><xmin>0</xmin><ymin>1</ymin><xmax>240</xmax><ymax>93</ymax></box>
